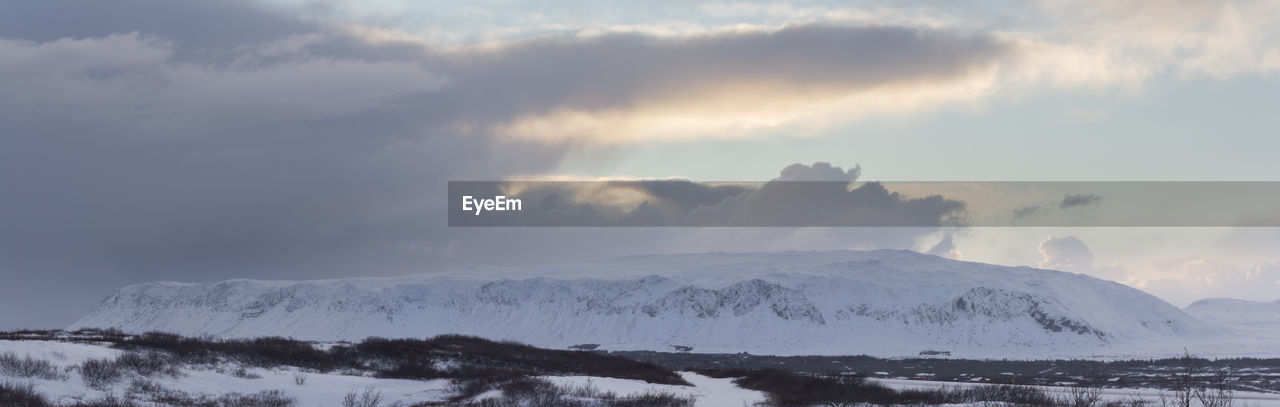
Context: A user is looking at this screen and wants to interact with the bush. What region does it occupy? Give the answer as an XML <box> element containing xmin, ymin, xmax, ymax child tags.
<box><xmin>64</xmin><ymin>394</ymin><xmax>142</xmax><ymax>407</ymax></box>
<box><xmin>122</xmin><ymin>332</ymin><xmax>348</xmax><ymax>371</ymax></box>
<box><xmin>229</xmin><ymin>367</ymin><xmax>262</xmax><ymax>379</ymax></box>
<box><xmin>64</xmin><ymin>394</ymin><xmax>141</xmax><ymax>407</ymax></box>
<box><xmin>703</xmin><ymin>369</ymin><xmax>894</xmax><ymax>407</ymax></box>
<box><xmin>0</xmin><ymin>352</ymin><xmax>68</xmax><ymax>381</ymax></box>
<box><xmin>448</xmin><ymin>371</ymin><xmax>529</xmax><ymax>401</ymax></box>
<box><xmin>122</xmin><ymin>379</ymin><xmax>294</xmax><ymax>407</ymax></box>
<box><xmin>1060</xmin><ymin>385</ymin><xmax>1105</xmax><ymax>407</ymax></box>
<box><xmin>218</xmin><ymin>390</ymin><xmax>296</xmax><ymax>407</ymax></box>
<box><xmin>126</xmin><ymin>378</ymin><xmax>165</xmax><ymax>396</ymax></box>
<box><xmin>372</xmin><ymin>360</ymin><xmax>444</xmax><ymax>380</ymax></box>
<box><xmin>608</xmin><ymin>391</ymin><xmax>696</xmax><ymax>407</ymax></box>
<box><xmin>124</xmin><ymin>379</ymin><xmax>206</xmax><ymax>406</ymax></box>
<box><xmin>79</xmin><ymin>358</ymin><xmax>124</xmax><ymax>390</ymax></box>
<box><xmin>699</xmin><ymin>368</ymin><xmax>1061</xmax><ymax>407</ymax></box>
<box><xmin>497</xmin><ymin>376</ymin><xmax>559</xmax><ymax>398</ymax></box>
<box><xmin>0</xmin><ymin>381</ymin><xmax>52</xmax><ymax>407</ymax></box>
<box><xmin>78</xmin><ymin>352</ymin><xmax>184</xmax><ymax>391</ymax></box>
<box><xmin>342</xmin><ymin>386</ymin><xmax>382</xmax><ymax>407</ymax></box>
<box><xmin>3</xmin><ymin>330</ymin><xmax>694</xmax><ymax>403</ymax></box>
<box><xmin>958</xmin><ymin>384</ymin><xmax>1058</xmax><ymax>406</ymax></box>
<box><xmin>114</xmin><ymin>351</ymin><xmax>180</xmax><ymax>378</ymax></box>
<box><xmin>456</xmin><ymin>378</ymin><xmax>695</xmax><ymax>407</ymax></box>
<box><xmin>363</xmin><ymin>335</ymin><xmax>689</xmax><ymax>385</ymax></box>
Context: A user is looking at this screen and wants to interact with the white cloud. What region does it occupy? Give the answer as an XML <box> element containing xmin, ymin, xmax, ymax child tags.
<box><xmin>1121</xmin><ymin>257</ymin><xmax>1280</xmax><ymax>306</ymax></box>
<box><xmin>1037</xmin><ymin>235</ymin><xmax>1095</xmax><ymax>271</ymax></box>
<box><xmin>1034</xmin><ymin>0</ymin><xmax>1280</xmax><ymax>80</ymax></box>
<box><xmin>1032</xmin><ymin>234</ymin><xmax>1280</xmax><ymax>306</ymax></box>
<box><xmin>926</xmin><ymin>233</ymin><xmax>962</xmax><ymax>259</ymax></box>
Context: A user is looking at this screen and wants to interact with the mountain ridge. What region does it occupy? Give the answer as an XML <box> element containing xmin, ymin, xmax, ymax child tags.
<box><xmin>71</xmin><ymin>250</ymin><xmax>1229</xmax><ymax>358</ymax></box>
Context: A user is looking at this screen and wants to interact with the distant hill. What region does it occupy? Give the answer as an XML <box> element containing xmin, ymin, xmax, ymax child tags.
<box><xmin>72</xmin><ymin>250</ymin><xmax>1224</xmax><ymax>358</ymax></box>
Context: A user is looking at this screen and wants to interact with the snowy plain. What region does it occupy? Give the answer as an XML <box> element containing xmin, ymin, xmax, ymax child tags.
<box><xmin>873</xmin><ymin>378</ymin><xmax>1280</xmax><ymax>407</ymax></box>
<box><xmin>0</xmin><ymin>339</ymin><xmax>760</xmax><ymax>406</ymax></box>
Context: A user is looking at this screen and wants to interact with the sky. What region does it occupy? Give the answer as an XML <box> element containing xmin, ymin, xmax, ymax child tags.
<box><xmin>2</xmin><ymin>0</ymin><xmax>1280</xmax><ymax>329</ymax></box>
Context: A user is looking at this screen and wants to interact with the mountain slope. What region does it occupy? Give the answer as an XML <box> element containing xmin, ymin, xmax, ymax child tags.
<box><xmin>1186</xmin><ymin>298</ymin><xmax>1280</xmax><ymax>326</ymax></box>
<box><xmin>71</xmin><ymin>250</ymin><xmax>1215</xmax><ymax>357</ymax></box>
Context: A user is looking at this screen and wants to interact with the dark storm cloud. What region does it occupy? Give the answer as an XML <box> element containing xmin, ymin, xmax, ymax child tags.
<box><xmin>1059</xmin><ymin>193</ymin><xmax>1102</xmax><ymax>209</ymax></box>
<box><xmin>0</xmin><ymin>0</ymin><xmax>1009</xmax><ymax>328</ymax></box>
<box><xmin>413</xmin><ymin>25</ymin><xmax>1007</xmax><ymax>137</ymax></box>
<box><xmin>622</xmin><ymin>181</ymin><xmax>751</xmax><ymax>213</ymax></box>
<box><xmin>685</xmin><ymin>179</ymin><xmax>966</xmax><ymax>227</ymax></box>
<box><xmin>776</xmin><ymin>162</ymin><xmax>862</xmax><ymax>181</ymax></box>
<box><xmin>451</xmin><ymin>163</ymin><xmax>967</xmax><ymax>227</ymax></box>
<box><xmin>0</xmin><ymin>0</ymin><xmax>318</xmax><ymax>52</ymax></box>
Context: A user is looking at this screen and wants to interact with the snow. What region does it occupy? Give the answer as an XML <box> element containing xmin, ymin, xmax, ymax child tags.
<box><xmin>873</xmin><ymin>378</ymin><xmax>1280</xmax><ymax>407</ymax></box>
<box><xmin>67</xmin><ymin>250</ymin><xmax>1275</xmax><ymax>358</ymax></box>
<box><xmin>541</xmin><ymin>372</ymin><xmax>766</xmax><ymax>407</ymax></box>
<box><xmin>151</xmin><ymin>368</ymin><xmax>450</xmax><ymax>407</ymax></box>
<box><xmin>0</xmin><ymin>340</ymin><xmax>766</xmax><ymax>407</ymax></box>
<box><xmin>1186</xmin><ymin>298</ymin><xmax>1280</xmax><ymax>326</ymax></box>
<box><xmin>0</xmin><ymin>339</ymin><xmax>122</xmax><ymax>368</ymax></box>
<box><xmin>679</xmin><ymin>371</ymin><xmax>767</xmax><ymax>407</ymax></box>
<box><xmin>0</xmin><ymin>339</ymin><xmax>451</xmax><ymax>406</ymax></box>
<box><xmin>1180</xmin><ymin>298</ymin><xmax>1280</xmax><ymax>359</ymax></box>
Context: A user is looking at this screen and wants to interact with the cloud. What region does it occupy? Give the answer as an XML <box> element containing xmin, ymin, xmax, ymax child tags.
<box><xmin>1013</xmin><ymin>205</ymin><xmax>1045</xmax><ymax>218</ymax></box>
<box><xmin>4</xmin><ymin>0</ymin><xmax>1278</xmax><ymax>328</ymax></box>
<box><xmin>0</xmin><ymin>34</ymin><xmax>450</xmax><ymax>131</ymax></box>
<box><xmin>1245</xmin><ymin>262</ymin><xmax>1280</xmax><ymax>284</ymax></box>
<box><xmin>1038</xmin><ymin>235</ymin><xmax>1095</xmax><ymax>271</ymax></box>
<box><xmin>0</xmin><ymin>3</ymin><xmax>998</xmax><ymax>328</ymax></box>
<box><xmin>1120</xmin><ymin>257</ymin><xmax>1280</xmax><ymax>306</ymax></box>
<box><xmin>0</xmin><ymin>1</ymin><xmax>552</xmax><ymax>328</ymax></box>
<box><xmin>267</xmin><ymin>0</ymin><xmax>1280</xmax><ymax>87</ymax></box>
<box><xmin>1058</xmin><ymin>193</ymin><xmax>1102</xmax><ymax>209</ymax></box>
<box><xmin>1031</xmin><ymin>233</ymin><xmax>1280</xmax><ymax>306</ymax></box>
<box><xmin>5</xmin><ymin>0</ymin><xmax>988</xmax><ymax>330</ymax></box>
<box><xmin>703</xmin><ymin>178</ymin><xmax>965</xmax><ymax>227</ymax></box>
<box><xmin>703</xmin><ymin>162</ymin><xmax>965</xmax><ymax>227</ymax></box>
<box><xmin>427</xmin><ymin>24</ymin><xmax>1008</xmax><ymax>143</ymax></box>
<box><xmin>464</xmin><ymin>163</ymin><xmax>967</xmax><ymax>227</ymax></box>
<box><xmin>0</xmin><ymin>0</ymin><xmax>319</xmax><ymax>52</ymax></box>
<box><xmin>926</xmin><ymin>234</ymin><xmax>961</xmax><ymax>259</ymax></box>
<box><xmin>1009</xmin><ymin>192</ymin><xmax>1100</xmax><ymax>220</ymax></box>
<box><xmin>1035</xmin><ymin>0</ymin><xmax>1280</xmax><ymax>80</ymax></box>
<box><xmin>777</xmin><ymin>162</ymin><xmax>861</xmax><ymax>182</ymax></box>
<box><xmin>684</xmin><ymin>0</ymin><xmax>1280</xmax><ymax>93</ymax></box>
<box><xmin>1</xmin><ymin>5</ymin><xmax>1012</xmax><ymax>147</ymax></box>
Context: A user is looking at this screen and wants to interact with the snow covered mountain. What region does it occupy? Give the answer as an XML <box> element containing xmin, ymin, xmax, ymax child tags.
<box><xmin>71</xmin><ymin>250</ymin><xmax>1220</xmax><ymax>358</ymax></box>
<box><xmin>1180</xmin><ymin>298</ymin><xmax>1280</xmax><ymax>357</ymax></box>
<box><xmin>1186</xmin><ymin>298</ymin><xmax>1280</xmax><ymax>326</ymax></box>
